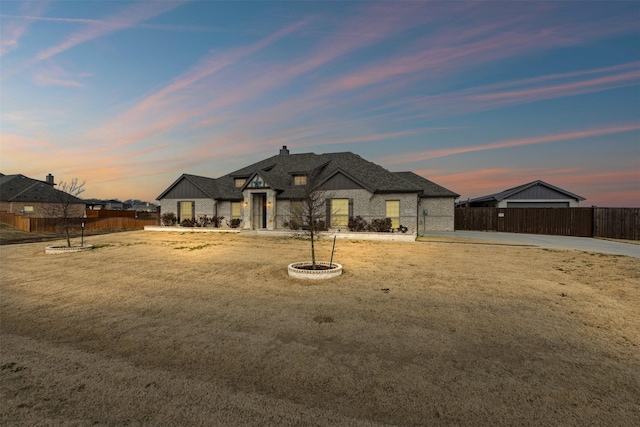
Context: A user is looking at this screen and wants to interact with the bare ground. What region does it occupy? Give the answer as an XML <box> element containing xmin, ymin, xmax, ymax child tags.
<box><xmin>1</xmin><ymin>230</ymin><xmax>639</xmax><ymax>426</ymax></box>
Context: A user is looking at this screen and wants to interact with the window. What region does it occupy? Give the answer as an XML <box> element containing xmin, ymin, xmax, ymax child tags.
<box><xmin>331</xmin><ymin>199</ymin><xmax>349</xmax><ymax>227</ymax></box>
<box><xmin>290</xmin><ymin>201</ymin><xmax>303</xmax><ymax>229</ymax></box>
<box><xmin>293</xmin><ymin>175</ymin><xmax>307</xmax><ymax>186</ymax></box>
<box><xmin>231</xmin><ymin>202</ymin><xmax>242</xmax><ymax>219</ymax></box>
<box><xmin>178</xmin><ymin>201</ymin><xmax>194</xmax><ymax>222</ymax></box>
<box><xmin>235</xmin><ymin>178</ymin><xmax>246</xmax><ymax>188</ymax></box>
<box><xmin>23</xmin><ymin>205</ymin><xmax>34</xmax><ymax>213</ymax></box>
<box><xmin>386</xmin><ymin>200</ymin><xmax>400</xmax><ymax>229</ymax></box>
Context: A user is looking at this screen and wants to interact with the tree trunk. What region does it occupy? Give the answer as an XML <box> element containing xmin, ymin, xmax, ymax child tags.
<box><xmin>310</xmin><ymin>231</ymin><xmax>316</xmax><ymax>269</ymax></box>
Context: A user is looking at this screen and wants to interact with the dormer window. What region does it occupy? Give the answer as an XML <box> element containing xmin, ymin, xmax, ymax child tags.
<box><xmin>235</xmin><ymin>178</ymin><xmax>246</xmax><ymax>188</ymax></box>
<box><xmin>293</xmin><ymin>175</ymin><xmax>307</xmax><ymax>186</ymax></box>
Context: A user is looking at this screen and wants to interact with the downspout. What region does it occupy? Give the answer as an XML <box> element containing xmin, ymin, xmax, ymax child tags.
<box><xmin>416</xmin><ymin>194</ymin><xmax>420</xmax><ymax>236</ymax></box>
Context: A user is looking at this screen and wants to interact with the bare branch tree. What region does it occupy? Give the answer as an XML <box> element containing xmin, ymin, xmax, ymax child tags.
<box><xmin>44</xmin><ymin>178</ymin><xmax>86</xmax><ymax>247</ymax></box>
<box><xmin>297</xmin><ymin>170</ymin><xmax>335</xmax><ymax>269</ymax></box>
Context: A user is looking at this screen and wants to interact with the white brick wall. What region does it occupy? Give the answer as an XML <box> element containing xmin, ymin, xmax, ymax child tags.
<box><xmin>418</xmin><ymin>197</ymin><xmax>455</xmax><ymax>232</ymax></box>
<box><xmin>158</xmin><ymin>198</ymin><xmax>216</xmax><ymax>223</ymax></box>
<box><xmin>160</xmin><ymin>194</ymin><xmax>455</xmax><ymax>232</ymax></box>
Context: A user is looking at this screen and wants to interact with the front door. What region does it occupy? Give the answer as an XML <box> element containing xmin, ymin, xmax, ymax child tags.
<box><xmin>252</xmin><ymin>193</ymin><xmax>267</xmax><ymax>229</ymax></box>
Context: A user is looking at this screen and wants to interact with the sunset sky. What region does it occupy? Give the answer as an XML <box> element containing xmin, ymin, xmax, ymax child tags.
<box><xmin>1</xmin><ymin>1</ymin><xmax>639</xmax><ymax>206</ymax></box>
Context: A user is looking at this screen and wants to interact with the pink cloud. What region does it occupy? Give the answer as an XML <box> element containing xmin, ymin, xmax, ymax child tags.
<box><xmin>470</xmin><ymin>70</ymin><xmax>640</xmax><ymax>104</ymax></box>
<box><xmin>85</xmin><ymin>18</ymin><xmax>312</xmax><ymax>148</ymax></box>
<box><xmin>0</xmin><ymin>2</ymin><xmax>48</xmax><ymax>56</ymax></box>
<box><xmin>36</xmin><ymin>1</ymin><xmax>187</xmax><ymax>60</ymax></box>
<box><xmin>33</xmin><ymin>63</ymin><xmax>91</xmax><ymax>87</ymax></box>
<box><xmin>382</xmin><ymin>124</ymin><xmax>640</xmax><ymax>165</ymax></box>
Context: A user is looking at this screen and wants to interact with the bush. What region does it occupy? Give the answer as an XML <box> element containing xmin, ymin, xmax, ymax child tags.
<box><xmin>348</xmin><ymin>215</ymin><xmax>368</xmax><ymax>232</ymax></box>
<box><xmin>161</xmin><ymin>212</ymin><xmax>177</xmax><ymax>226</ymax></box>
<box><xmin>368</xmin><ymin>218</ymin><xmax>392</xmax><ymax>232</ymax></box>
<box><xmin>180</xmin><ymin>218</ymin><xmax>195</xmax><ymax>227</ymax></box>
<box><xmin>195</xmin><ymin>215</ymin><xmax>211</xmax><ymax>227</ymax></box>
<box><xmin>211</xmin><ymin>215</ymin><xmax>224</xmax><ymax>228</ymax></box>
<box><xmin>312</xmin><ymin>220</ymin><xmax>327</xmax><ymax>231</ymax></box>
<box><xmin>229</xmin><ymin>218</ymin><xmax>242</xmax><ymax>228</ymax></box>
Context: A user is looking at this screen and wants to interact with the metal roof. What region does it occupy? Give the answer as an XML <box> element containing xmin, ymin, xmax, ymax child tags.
<box><xmin>469</xmin><ymin>180</ymin><xmax>586</xmax><ymax>204</ymax></box>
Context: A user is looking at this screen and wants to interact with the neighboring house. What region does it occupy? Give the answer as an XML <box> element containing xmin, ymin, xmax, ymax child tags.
<box><xmin>0</xmin><ymin>173</ymin><xmax>85</xmax><ymax>217</ymax></box>
<box><xmin>86</xmin><ymin>199</ymin><xmax>130</xmax><ymax>210</ymax></box>
<box><xmin>464</xmin><ymin>180</ymin><xmax>586</xmax><ymax>208</ymax></box>
<box><xmin>157</xmin><ymin>146</ymin><xmax>459</xmax><ymax>233</ymax></box>
<box><xmin>128</xmin><ymin>203</ymin><xmax>158</xmax><ymax>213</ymax></box>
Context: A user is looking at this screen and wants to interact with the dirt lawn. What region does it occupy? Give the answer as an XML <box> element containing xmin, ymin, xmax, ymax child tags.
<box><xmin>1</xmin><ymin>231</ymin><xmax>639</xmax><ymax>426</ymax></box>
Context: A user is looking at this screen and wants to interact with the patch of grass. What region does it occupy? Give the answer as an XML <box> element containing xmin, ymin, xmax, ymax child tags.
<box><xmin>92</xmin><ymin>244</ymin><xmax>115</xmax><ymax>249</ymax></box>
<box><xmin>313</xmin><ymin>315</ymin><xmax>334</xmax><ymax>324</ymax></box>
<box><xmin>173</xmin><ymin>244</ymin><xmax>213</xmax><ymax>251</ymax></box>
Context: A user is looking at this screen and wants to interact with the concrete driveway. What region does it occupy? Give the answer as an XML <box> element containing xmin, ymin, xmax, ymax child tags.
<box><xmin>422</xmin><ymin>231</ymin><xmax>640</xmax><ymax>258</ymax></box>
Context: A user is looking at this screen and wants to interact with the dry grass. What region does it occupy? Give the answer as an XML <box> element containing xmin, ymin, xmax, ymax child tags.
<box><xmin>1</xmin><ymin>231</ymin><xmax>639</xmax><ymax>426</ymax></box>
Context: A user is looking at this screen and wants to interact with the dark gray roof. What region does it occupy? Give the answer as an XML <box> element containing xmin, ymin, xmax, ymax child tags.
<box><xmin>469</xmin><ymin>180</ymin><xmax>585</xmax><ymax>204</ymax></box>
<box><xmin>158</xmin><ymin>151</ymin><xmax>459</xmax><ymax>200</ymax></box>
<box><xmin>393</xmin><ymin>172</ymin><xmax>460</xmax><ymax>198</ymax></box>
<box><xmin>0</xmin><ymin>174</ymin><xmax>85</xmax><ymax>203</ymax></box>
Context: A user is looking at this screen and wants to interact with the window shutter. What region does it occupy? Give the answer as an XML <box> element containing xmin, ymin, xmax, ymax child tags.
<box><xmin>177</xmin><ymin>202</ymin><xmax>181</xmax><ymax>222</ymax></box>
<box><xmin>191</xmin><ymin>201</ymin><xmax>195</xmax><ymax>220</ymax></box>
<box><xmin>349</xmin><ymin>198</ymin><xmax>354</xmax><ymax>218</ymax></box>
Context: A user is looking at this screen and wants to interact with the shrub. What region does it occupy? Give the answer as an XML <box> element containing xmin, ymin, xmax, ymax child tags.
<box><xmin>161</xmin><ymin>212</ymin><xmax>177</xmax><ymax>226</ymax></box>
<box><xmin>195</xmin><ymin>215</ymin><xmax>212</xmax><ymax>227</ymax></box>
<box><xmin>312</xmin><ymin>219</ymin><xmax>327</xmax><ymax>231</ymax></box>
<box><xmin>180</xmin><ymin>218</ymin><xmax>195</xmax><ymax>227</ymax></box>
<box><xmin>211</xmin><ymin>215</ymin><xmax>224</xmax><ymax>228</ymax></box>
<box><xmin>368</xmin><ymin>218</ymin><xmax>392</xmax><ymax>232</ymax></box>
<box><xmin>348</xmin><ymin>215</ymin><xmax>368</xmax><ymax>232</ymax></box>
<box><xmin>229</xmin><ymin>218</ymin><xmax>242</xmax><ymax>228</ymax></box>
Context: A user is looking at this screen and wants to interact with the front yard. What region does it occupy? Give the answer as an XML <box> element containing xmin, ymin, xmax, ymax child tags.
<box><xmin>1</xmin><ymin>231</ymin><xmax>638</xmax><ymax>426</ymax></box>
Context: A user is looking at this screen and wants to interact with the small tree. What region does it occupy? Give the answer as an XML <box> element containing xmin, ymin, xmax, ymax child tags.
<box><xmin>45</xmin><ymin>178</ymin><xmax>86</xmax><ymax>247</ymax></box>
<box><xmin>297</xmin><ymin>170</ymin><xmax>334</xmax><ymax>269</ymax></box>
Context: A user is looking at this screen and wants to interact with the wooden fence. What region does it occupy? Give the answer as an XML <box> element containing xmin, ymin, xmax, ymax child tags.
<box><xmin>0</xmin><ymin>211</ymin><xmax>31</xmax><ymax>231</ymax></box>
<box><xmin>0</xmin><ymin>211</ymin><xmax>157</xmax><ymax>233</ymax></box>
<box><xmin>593</xmin><ymin>208</ymin><xmax>640</xmax><ymax>241</ymax></box>
<box><xmin>455</xmin><ymin>207</ymin><xmax>639</xmax><ymax>240</ymax></box>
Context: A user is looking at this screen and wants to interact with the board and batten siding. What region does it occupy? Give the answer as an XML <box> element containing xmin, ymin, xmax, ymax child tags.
<box><xmin>497</xmin><ymin>185</ymin><xmax>580</xmax><ymax>208</ymax></box>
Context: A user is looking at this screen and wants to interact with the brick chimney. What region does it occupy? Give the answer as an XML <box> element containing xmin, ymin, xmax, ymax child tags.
<box><xmin>46</xmin><ymin>174</ymin><xmax>55</xmax><ymax>185</ymax></box>
<box><xmin>279</xmin><ymin>145</ymin><xmax>289</xmax><ymax>155</ymax></box>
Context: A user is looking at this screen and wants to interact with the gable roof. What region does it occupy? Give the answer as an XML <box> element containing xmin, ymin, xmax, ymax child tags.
<box><xmin>157</xmin><ymin>150</ymin><xmax>459</xmax><ymax>200</ymax></box>
<box><xmin>469</xmin><ymin>180</ymin><xmax>585</xmax><ymax>204</ymax></box>
<box><xmin>156</xmin><ymin>173</ymin><xmax>219</xmax><ymax>200</ymax></box>
<box><xmin>393</xmin><ymin>172</ymin><xmax>460</xmax><ymax>198</ymax></box>
<box><xmin>0</xmin><ymin>174</ymin><xmax>85</xmax><ymax>204</ymax></box>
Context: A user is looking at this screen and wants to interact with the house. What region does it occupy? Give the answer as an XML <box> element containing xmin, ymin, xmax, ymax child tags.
<box><xmin>128</xmin><ymin>202</ymin><xmax>158</xmax><ymax>213</ymax></box>
<box><xmin>463</xmin><ymin>180</ymin><xmax>586</xmax><ymax>208</ymax></box>
<box><xmin>0</xmin><ymin>173</ymin><xmax>85</xmax><ymax>217</ymax></box>
<box><xmin>156</xmin><ymin>147</ymin><xmax>459</xmax><ymax>234</ymax></box>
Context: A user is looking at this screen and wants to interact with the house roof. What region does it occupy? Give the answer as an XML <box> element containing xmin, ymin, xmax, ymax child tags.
<box><xmin>393</xmin><ymin>172</ymin><xmax>460</xmax><ymax>198</ymax></box>
<box><xmin>157</xmin><ymin>150</ymin><xmax>459</xmax><ymax>200</ymax></box>
<box><xmin>156</xmin><ymin>173</ymin><xmax>219</xmax><ymax>200</ymax></box>
<box><xmin>0</xmin><ymin>174</ymin><xmax>85</xmax><ymax>204</ymax></box>
<box><xmin>469</xmin><ymin>180</ymin><xmax>586</xmax><ymax>204</ymax></box>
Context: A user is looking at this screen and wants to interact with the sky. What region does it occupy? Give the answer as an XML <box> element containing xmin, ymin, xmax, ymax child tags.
<box><xmin>1</xmin><ymin>1</ymin><xmax>639</xmax><ymax>206</ymax></box>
